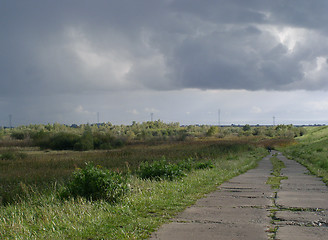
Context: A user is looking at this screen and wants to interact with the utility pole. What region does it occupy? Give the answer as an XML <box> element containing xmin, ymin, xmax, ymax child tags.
<box><xmin>150</xmin><ymin>113</ymin><xmax>154</xmax><ymax>122</ymax></box>
<box><xmin>9</xmin><ymin>114</ymin><xmax>12</xmax><ymax>128</ymax></box>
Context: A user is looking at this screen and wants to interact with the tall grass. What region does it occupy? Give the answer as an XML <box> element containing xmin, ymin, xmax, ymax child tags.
<box><xmin>0</xmin><ymin>135</ymin><xmax>293</xmax><ymax>239</ymax></box>
<box><xmin>0</xmin><ymin>146</ymin><xmax>267</xmax><ymax>239</ymax></box>
<box><xmin>0</xmin><ymin>138</ymin><xmax>271</xmax><ymax>204</ymax></box>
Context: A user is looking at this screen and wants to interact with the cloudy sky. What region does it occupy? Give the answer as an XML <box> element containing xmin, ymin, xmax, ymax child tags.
<box><xmin>1</xmin><ymin>0</ymin><xmax>328</xmax><ymax>127</ymax></box>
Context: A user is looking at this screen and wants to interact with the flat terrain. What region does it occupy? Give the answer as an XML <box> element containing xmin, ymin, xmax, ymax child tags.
<box><xmin>150</xmin><ymin>151</ymin><xmax>328</xmax><ymax>239</ymax></box>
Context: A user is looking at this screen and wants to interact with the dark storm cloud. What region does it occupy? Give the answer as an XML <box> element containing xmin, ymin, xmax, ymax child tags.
<box><xmin>1</xmin><ymin>0</ymin><xmax>328</xmax><ymax>97</ymax></box>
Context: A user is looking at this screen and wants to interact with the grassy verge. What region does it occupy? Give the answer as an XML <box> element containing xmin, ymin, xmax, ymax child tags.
<box><xmin>0</xmin><ymin>147</ymin><xmax>267</xmax><ymax>239</ymax></box>
<box><xmin>280</xmin><ymin>126</ymin><xmax>328</xmax><ymax>184</ymax></box>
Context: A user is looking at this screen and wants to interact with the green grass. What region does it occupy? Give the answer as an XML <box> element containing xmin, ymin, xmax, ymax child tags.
<box><xmin>0</xmin><ymin>145</ymin><xmax>267</xmax><ymax>239</ymax></box>
<box><xmin>267</xmin><ymin>156</ymin><xmax>288</xmax><ymax>189</ymax></box>
<box><xmin>281</xmin><ymin>126</ymin><xmax>328</xmax><ymax>184</ymax></box>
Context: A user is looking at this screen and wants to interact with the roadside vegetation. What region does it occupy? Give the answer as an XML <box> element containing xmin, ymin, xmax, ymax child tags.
<box><xmin>0</xmin><ymin>122</ymin><xmax>303</xmax><ymax>239</ymax></box>
<box><xmin>281</xmin><ymin>125</ymin><xmax>328</xmax><ymax>184</ymax></box>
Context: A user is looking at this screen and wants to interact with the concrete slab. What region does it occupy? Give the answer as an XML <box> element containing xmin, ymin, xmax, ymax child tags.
<box><xmin>280</xmin><ymin>182</ymin><xmax>328</xmax><ymax>192</ymax></box>
<box><xmin>276</xmin><ymin>225</ymin><xmax>328</xmax><ymax>240</ymax></box>
<box><xmin>277</xmin><ymin>189</ymin><xmax>328</xmax><ymax>210</ymax></box>
<box><xmin>195</xmin><ymin>195</ymin><xmax>272</xmax><ymax>208</ymax></box>
<box><xmin>151</xmin><ymin>222</ymin><xmax>269</xmax><ymax>240</ymax></box>
<box><xmin>275</xmin><ymin>210</ymin><xmax>328</xmax><ymax>227</ymax></box>
<box><xmin>175</xmin><ymin>206</ymin><xmax>270</xmax><ymax>224</ymax></box>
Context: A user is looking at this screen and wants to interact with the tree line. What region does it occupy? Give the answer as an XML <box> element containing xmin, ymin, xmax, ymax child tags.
<box><xmin>0</xmin><ymin>121</ymin><xmax>306</xmax><ymax>151</ymax></box>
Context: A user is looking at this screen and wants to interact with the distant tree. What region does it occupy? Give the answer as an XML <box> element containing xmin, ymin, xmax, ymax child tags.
<box><xmin>206</xmin><ymin>126</ymin><xmax>218</xmax><ymax>137</ymax></box>
<box><xmin>243</xmin><ymin>124</ymin><xmax>251</xmax><ymax>131</ymax></box>
<box><xmin>74</xmin><ymin>126</ymin><xmax>94</xmax><ymax>151</ymax></box>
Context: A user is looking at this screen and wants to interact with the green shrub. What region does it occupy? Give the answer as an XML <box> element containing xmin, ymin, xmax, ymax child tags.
<box><xmin>137</xmin><ymin>158</ymin><xmax>185</xmax><ymax>181</ymax></box>
<box><xmin>0</xmin><ymin>151</ymin><xmax>28</xmax><ymax>160</ymax></box>
<box><xmin>11</xmin><ymin>131</ymin><xmax>27</xmax><ymax>140</ymax></box>
<box><xmin>243</xmin><ymin>124</ymin><xmax>251</xmax><ymax>131</ymax></box>
<box><xmin>31</xmin><ymin>130</ymin><xmax>50</xmax><ymax>147</ymax></box>
<box><xmin>59</xmin><ymin>163</ymin><xmax>129</xmax><ymax>203</ymax></box>
<box><xmin>0</xmin><ymin>152</ymin><xmax>16</xmax><ymax>160</ymax></box>
<box><xmin>50</xmin><ymin>132</ymin><xmax>80</xmax><ymax>150</ymax></box>
<box><xmin>177</xmin><ymin>158</ymin><xmax>194</xmax><ymax>172</ymax></box>
<box><xmin>93</xmin><ymin>133</ymin><xmax>125</xmax><ymax>150</ymax></box>
<box><xmin>93</xmin><ymin>133</ymin><xmax>113</xmax><ymax>149</ymax></box>
<box><xmin>74</xmin><ymin>128</ymin><xmax>94</xmax><ymax>151</ymax></box>
<box><xmin>206</xmin><ymin>126</ymin><xmax>218</xmax><ymax>137</ymax></box>
<box><xmin>137</xmin><ymin>158</ymin><xmax>216</xmax><ymax>181</ymax></box>
<box><xmin>35</xmin><ymin>132</ymin><xmax>79</xmax><ymax>150</ymax></box>
<box><xmin>194</xmin><ymin>160</ymin><xmax>214</xmax><ymax>170</ymax></box>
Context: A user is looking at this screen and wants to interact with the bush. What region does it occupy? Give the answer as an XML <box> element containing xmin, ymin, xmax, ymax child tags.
<box><xmin>194</xmin><ymin>160</ymin><xmax>214</xmax><ymax>170</ymax></box>
<box><xmin>93</xmin><ymin>133</ymin><xmax>113</xmax><ymax>149</ymax></box>
<box><xmin>74</xmin><ymin>128</ymin><xmax>94</xmax><ymax>151</ymax></box>
<box><xmin>243</xmin><ymin>124</ymin><xmax>251</xmax><ymax>131</ymax></box>
<box><xmin>34</xmin><ymin>132</ymin><xmax>79</xmax><ymax>150</ymax></box>
<box><xmin>137</xmin><ymin>158</ymin><xmax>216</xmax><ymax>181</ymax></box>
<box><xmin>11</xmin><ymin>131</ymin><xmax>27</xmax><ymax>140</ymax></box>
<box><xmin>93</xmin><ymin>133</ymin><xmax>125</xmax><ymax>150</ymax></box>
<box><xmin>31</xmin><ymin>130</ymin><xmax>50</xmax><ymax>146</ymax></box>
<box><xmin>50</xmin><ymin>132</ymin><xmax>80</xmax><ymax>150</ymax></box>
<box><xmin>206</xmin><ymin>126</ymin><xmax>218</xmax><ymax>137</ymax></box>
<box><xmin>137</xmin><ymin>158</ymin><xmax>185</xmax><ymax>181</ymax></box>
<box><xmin>0</xmin><ymin>151</ymin><xmax>16</xmax><ymax>160</ymax></box>
<box><xmin>59</xmin><ymin>163</ymin><xmax>129</xmax><ymax>203</ymax></box>
<box><xmin>177</xmin><ymin>158</ymin><xmax>194</xmax><ymax>172</ymax></box>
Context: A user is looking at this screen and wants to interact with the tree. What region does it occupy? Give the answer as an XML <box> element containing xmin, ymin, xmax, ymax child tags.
<box><xmin>243</xmin><ymin>124</ymin><xmax>251</xmax><ymax>131</ymax></box>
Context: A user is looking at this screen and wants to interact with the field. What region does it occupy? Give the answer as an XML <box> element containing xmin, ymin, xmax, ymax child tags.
<box><xmin>0</xmin><ymin>123</ymin><xmax>300</xmax><ymax>239</ymax></box>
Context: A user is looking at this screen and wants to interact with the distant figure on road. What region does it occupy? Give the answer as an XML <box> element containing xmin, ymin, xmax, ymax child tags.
<box><xmin>266</xmin><ymin>146</ymin><xmax>273</xmax><ymax>153</ymax></box>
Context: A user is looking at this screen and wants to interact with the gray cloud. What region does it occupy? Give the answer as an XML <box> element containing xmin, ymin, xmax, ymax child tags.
<box><xmin>2</xmin><ymin>0</ymin><xmax>328</xmax><ymax>96</ymax></box>
<box><xmin>1</xmin><ymin>1</ymin><xmax>328</xmax><ymax>126</ymax></box>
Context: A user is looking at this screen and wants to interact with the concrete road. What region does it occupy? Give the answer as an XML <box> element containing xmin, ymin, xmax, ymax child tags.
<box><xmin>275</xmin><ymin>152</ymin><xmax>328</xmax><ymax>240</ymax></box>
<box><xmin>150</xmin><ymin>152</ymin><xmax>328</xmax><ymax>239</ymax></box>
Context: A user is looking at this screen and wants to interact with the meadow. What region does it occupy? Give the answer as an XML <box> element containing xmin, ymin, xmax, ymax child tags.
<box><xmin>0</xmin><ymin>123</ymin><xmax>301</xmax><ymax>239</ymax></box>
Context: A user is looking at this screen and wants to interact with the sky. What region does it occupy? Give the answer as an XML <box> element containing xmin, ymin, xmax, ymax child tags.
<box><xmin>1</xmin><ymin>0</ymin><xmax>328</xmax><ymax>127</ymax></box>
